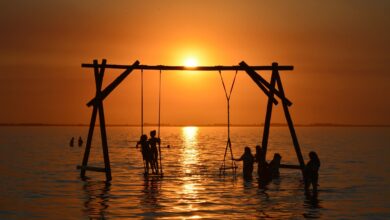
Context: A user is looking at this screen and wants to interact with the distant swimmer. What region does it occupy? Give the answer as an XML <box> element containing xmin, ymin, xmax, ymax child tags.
<box><xmin>69</xmin><ymin>137</ymin><xmax>74</xmax><ymax>147</ymax></box>
<box><xmin>305</xmin><ymin>151</ymin><xmax>321</xmax><ymax>194</ymax></box>
<box><xmin>234</xmin><ymin>146</ymin><xmax>255</xmax><ymax>180</ymax></box>
<box><xmin>78</xmin><ymin>136</ymin><xmax>83</xmax><ymax>147</ymax></box>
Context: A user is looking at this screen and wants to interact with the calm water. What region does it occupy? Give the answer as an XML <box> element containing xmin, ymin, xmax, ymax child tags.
<box><xmin>0</xmin><ymin>126</ymin><xmax>389</xmax><ymax>219</ymax></box>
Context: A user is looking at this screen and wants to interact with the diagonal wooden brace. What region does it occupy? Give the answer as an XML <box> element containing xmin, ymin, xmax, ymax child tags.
<box><xmin>240</xmin><ymin>61</ymin><xmax>292</xmax><ymax>106</ymax></box>
<box><xmin>87</xmin><ymin>60</ymin><xmax>140</xmax><ymax>107</ymax></box>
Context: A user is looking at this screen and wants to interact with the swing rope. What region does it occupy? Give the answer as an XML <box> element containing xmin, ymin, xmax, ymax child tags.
<box><xmin>140</xmin><ymin>69</ymin><xmax>163</xmax><ymax>176</ymax></box>
<box><xmin>140</xmin><ymin>69</ymin><xmax>147</xmax><ymax>174</ymax></box>
<box><xmin>158</xmin><ymin>69</ymin><xmax>163</xmax><ymax>175</ymax></box>
<box><xmin>141</xmin><ymin>69</ymin><xmax>144</xmax><ymax>135</ymax></box>
<box><xmin>218</xmin><ymin>70</ymin><xmax>238</xmax><ymax>175</ymax></box>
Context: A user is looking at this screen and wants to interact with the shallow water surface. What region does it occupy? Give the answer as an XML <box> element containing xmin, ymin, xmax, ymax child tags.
<box><xmin>0</xmin><ymin>126</ymin><xmax>389</xmax><ymax>219</ymax></box>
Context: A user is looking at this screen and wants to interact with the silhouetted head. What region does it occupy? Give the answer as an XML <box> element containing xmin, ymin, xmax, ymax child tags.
<box><xmin>140</xmin><ymin>134</ymin><xmax>147</xmax><ymax>142</ymax></box>
<box><xmin>273</xmin><ymin>153</ymin><xmax>282</xmax><ymax>161</ymax></box>
<box><xmin>244</xmin><ymin>146</ymin><xmax>251</xmax><ymax>154</ymax></box>
<box><xmin>150</xmin><ymin>130</ymin><xmax>156</xmax><ymax>137</ymax></box>
<box><xmin>309</xmin><ymin>151</ymin><xmax>319</xmax><ymax>161</ymax></box>
<box><xmin>256</xmin><ymin>145</ymin><xmax>262</xmax><ymax>152</ymax></box>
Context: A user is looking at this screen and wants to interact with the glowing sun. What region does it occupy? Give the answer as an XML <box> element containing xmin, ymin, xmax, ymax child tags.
<box><xmin>184</xmin><ymin>57</ymin><xmax>198</xmax><ymax>67</ymax></box>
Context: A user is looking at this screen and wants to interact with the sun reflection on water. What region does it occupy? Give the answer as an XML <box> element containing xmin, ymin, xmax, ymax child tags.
<box><xmin>177</xmin><ymin>127</ymin><xmax>202</xmax><ymax>215</ymax></box>
<box><xmin>181</xmin><ymin>126</ymin><xmax>199</xmax><ymax>172</ymax></box>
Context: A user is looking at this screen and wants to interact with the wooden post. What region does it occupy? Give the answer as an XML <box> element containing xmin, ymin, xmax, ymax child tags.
<box><xmin>274</xmin><ymin>71</ymin><xmax>306</xmax><ymax>177</ymax></box>
<box><xmin>79</xmin><ymin>60</ymin><xmax>140</xmax><ymax>181</ymax></box>
<box><xmin>97</xmin><ymin>99</ymin><xmax>112</xmax><ymax>181</ymax></box>
<box><xmin>259</xmin><ymin>63</ymin><xmax>278</xmax><ymax>176</ymax></box>
<box><xmin>80</xmin><ymin>59</ymin><xmax>106</xmax><ymax>178</ymax></box>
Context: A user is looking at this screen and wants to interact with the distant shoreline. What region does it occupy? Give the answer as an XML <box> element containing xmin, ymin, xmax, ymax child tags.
<box><xmin>0</xmin><ymin>123</ymin><xmax>389</xmax><ymax>127</ymax></box>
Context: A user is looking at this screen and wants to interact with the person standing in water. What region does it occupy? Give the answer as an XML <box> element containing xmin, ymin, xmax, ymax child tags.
<box><xmin>255</xmin><ymin>145</ymin><xmax>263</xmax><ymax>177</ymax></box>
<box><xmin>268</xmin><ymin>153</ymin><xmax>282</xmax><ymax>178</ymax></box>
<box><xmin>305</xmin><ymin>151</ymin><xmax>321</xmax><ymax>193</ymax></box>
<box><xmin>137</xmin><ymin>134</ymin><xmax>151</xmax><ymax>175</ymax></box>
<box><xmin>148</xmin><ymin>130</ymin><xmax>160</xmax><ymax>174</ymax></box>
<box><xmin>234</xmin><ymin>146</ymin><xmax>255</xmax><ymax>180</ymax></box>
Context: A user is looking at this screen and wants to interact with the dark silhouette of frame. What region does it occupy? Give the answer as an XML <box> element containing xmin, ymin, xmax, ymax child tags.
<box><xmin>77</xmin><ymin>59</ymin><xmax>305</xmax><ymax>181</ymax></box>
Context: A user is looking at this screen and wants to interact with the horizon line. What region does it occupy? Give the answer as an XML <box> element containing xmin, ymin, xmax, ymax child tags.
<box><xmin>0</xmin><ymin>122</ymin><xmax>389</xmax><ymax>128</ymax></box>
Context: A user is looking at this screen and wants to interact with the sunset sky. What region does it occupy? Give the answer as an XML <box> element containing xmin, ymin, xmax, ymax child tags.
<box><xmin>0</xmin><ymin>0</ymin><xmax>389</xmax><ymax>125</ymax></box>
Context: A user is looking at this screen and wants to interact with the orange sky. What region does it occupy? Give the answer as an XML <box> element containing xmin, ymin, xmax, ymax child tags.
<box><xmin>0</xmin><ymin>0</ymin><xmax>389</xmax><ymax>125</ymax></box>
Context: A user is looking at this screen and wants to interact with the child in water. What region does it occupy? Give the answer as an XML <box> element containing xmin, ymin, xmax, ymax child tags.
<box><xmin>235</xmin><ymin>146</ymin><xmax>255</xmax><ymax>180</ymax></box>
<box><xmin>268</xmin><ymin>153</ymin><xmax>282</xmax><ymax>178</ymax></box>
<box><xmin>254</xmin><ymin>145</ymin><xmax>263</xmax><ymax>177</ymax></box>
<box><xmin>148</xmin><ymin>130</ymin><xmax>160</xmax><ymax>174</ymax></box>
<box><xmin>305</xmin><ymin>151</ymin><xmax>321</xmax><ymax>193</ymax></box>
<box><xmin>137</xmin><ymin>134</ymin><xmax>152</xmax><ymax>175</ymax></box>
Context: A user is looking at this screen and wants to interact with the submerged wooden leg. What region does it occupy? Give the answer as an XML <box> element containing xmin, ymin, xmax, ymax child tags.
<box><xmin>80</xmin><ymin>106</ymin><xmax>98</xmax><ymax>178</ymax></box>
<box><xmin>260</xmin><ymin>64</ymin><xmax>278</xmax><ymax>178</ymax></box>
<box><xmin>275</xmin><ymin>71</ymin><xmax>306</xmax><ymax>179</ymax></box>
<box><xmin>98</xmin><ymin>102</ymin><xmax>112</xmax><ymax>181</ymax></box>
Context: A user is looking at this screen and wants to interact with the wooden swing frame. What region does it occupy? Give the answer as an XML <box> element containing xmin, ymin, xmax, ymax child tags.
<box><xmin>77</xmin><ymin>59</ymin><xmax>305</xmax><ymax>181</ymax></box>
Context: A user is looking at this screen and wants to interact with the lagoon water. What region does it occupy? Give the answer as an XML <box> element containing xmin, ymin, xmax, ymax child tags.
<box><xmin>0</xmin><ymin>126</ymin><xmax>389</xmax><ymax>219</ymax></box>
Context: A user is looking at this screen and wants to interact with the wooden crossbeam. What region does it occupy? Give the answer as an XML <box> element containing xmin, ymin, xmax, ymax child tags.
<box><xmin>87</xmin><ymin>60</ymin><xmax>140</xmax><ymax>107</ymax></box>
<box><xmin>81</xmin><ymin>64</ymin><xmax>294</xmax><ymax>71</ymax></box>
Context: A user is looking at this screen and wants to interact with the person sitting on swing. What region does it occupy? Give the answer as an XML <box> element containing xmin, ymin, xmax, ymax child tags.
<box><xmin>234</xmin><ymin>146</ymin><xmax>255</xmax><ymax>180</ymax></box>
<box><xmin>148</xmin><ymin>130</ymin><xmax>160</xmax><ymax>174</ymax></box>
<box><xmin>137</xmin><ymin>134</ymin><xmax>152</xmax><ymax>175</ymax></box>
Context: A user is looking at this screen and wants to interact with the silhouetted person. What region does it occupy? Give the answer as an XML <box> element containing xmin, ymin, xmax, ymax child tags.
<box><xmin>78</xmin><ymin>136</ymin><xmax>83</xmax><ymax>147</ymax></box>
<box><xmin>138</xmin><ymin>134</ymin><xmax>151</xmax><ymax>175</ymax></box>
<box><xmin>268</xmin><ymin>153</ymin><xmax>282</xmax><ymax>178</ymax></box>
<box><xmin>255</xmin><ymin>145</ymin><xmax>263</xmax><ymax>177</ymax></box>
<box><xmin>234</xmin><ymin>146</ymin><xmax>255</xmax><ymax>180</ymax></box>
<box><xmin>148</xmin><ymin>130</ymin><xmax>160</xmax><ymax>174</ymax></box>
<box><xmin>305</xmin><ymin>151</ymin><xmax>320</xmax><ymax>193</ymax></box>
<box><xmin>69</xmin><ymin>137</ymin><xmax>74</xmax><ymax>147</ymax></box>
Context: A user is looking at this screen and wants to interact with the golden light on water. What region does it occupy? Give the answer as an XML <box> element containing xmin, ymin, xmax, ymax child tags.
<box><xmin>182</xmin><ymin>126</ymin><xmax>198</xmax><ymax>140</ymax></box>
<box><xmin>177</xmin><ymin>126</ymin><xmax>201</xmax><ymax>215</ymax></box>
<box><xmin>181</xmin><ymin>126</ymin><xmax>199</xmax><ymax>173</ymax></box>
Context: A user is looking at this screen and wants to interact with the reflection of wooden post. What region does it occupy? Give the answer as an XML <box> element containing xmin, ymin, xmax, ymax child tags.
<box><xmin>274</xmin><ymin>72</ymin><xmax>306</xmax><ymax>176</ymax></box>
<box><xmin>260</xmin><ymin>63</ymin><xmax>278</xmax><ymax>175</ymax></box>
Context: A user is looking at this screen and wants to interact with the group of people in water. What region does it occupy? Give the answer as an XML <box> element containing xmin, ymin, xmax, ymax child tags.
<box><xmin>235</xmin><ymin>145</ymin><xmax>320</xmax><ymax>192</ymax></box>
<box><xmin>137</xmin><ymin>130</ymin><xmax>161</xmax><ymax>175</ymax></box>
